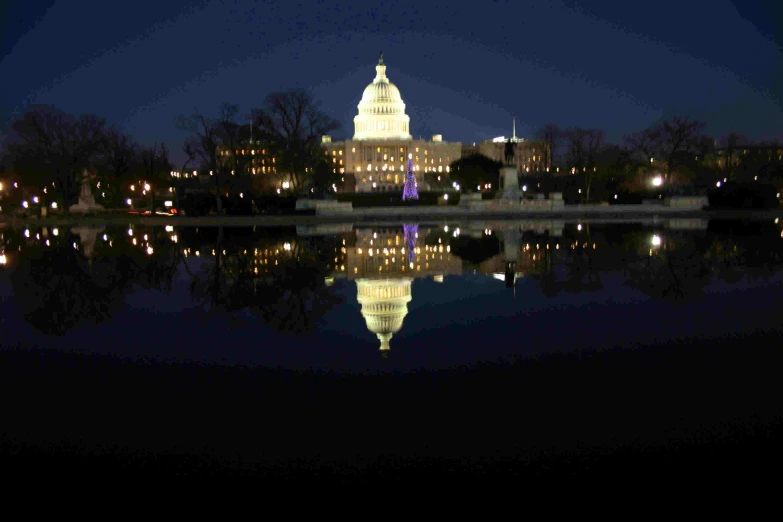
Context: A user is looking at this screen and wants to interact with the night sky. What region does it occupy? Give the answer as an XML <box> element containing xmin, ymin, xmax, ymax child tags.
<box><xmin>1</xmin><ymin>0</ymin><xmax>781</xmax><ymax>164</ymax></box>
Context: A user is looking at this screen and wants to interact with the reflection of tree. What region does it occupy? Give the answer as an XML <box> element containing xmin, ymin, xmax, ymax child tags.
<box><xmin>9</xmin><ymin>227</ymin><xmax>183</xmax><ymax>336</ymax></box>
<box><xmin>11</xmin><ymin>244</ymin><xmax>128</xmax><ymax>335</ymax></box>
<box><xmin>449</xmin><ymin>234</ymin><xmax>501</xmax><ymax>266</ymax></box>
<box><xmin>189</xmin><ymin>229</ymin><xmax>342</xmax><ymax>335</ymax></box>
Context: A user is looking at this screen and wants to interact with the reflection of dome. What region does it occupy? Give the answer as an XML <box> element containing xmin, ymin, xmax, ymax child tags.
<box><xmin>356</xmin><ymin>278</ymin><xmax>413</xmax><ymax>351</ymax></box>
<box><xmin>353</xmin><ymin>53</ymin><xmax>412</xmax><ymax>141</ymax></box>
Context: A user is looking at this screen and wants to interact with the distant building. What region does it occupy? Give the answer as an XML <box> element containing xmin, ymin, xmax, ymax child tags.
<box><xmin>461</xmin><ymin>120</ymin><xmax>549</xmax><ymax>174</ymax></box>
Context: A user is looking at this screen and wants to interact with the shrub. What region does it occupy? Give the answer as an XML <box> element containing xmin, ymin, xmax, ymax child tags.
<box><xmin>707</xmin><ymin>182</ymin><xmax>778</xmax><ymax>209</ymax></box>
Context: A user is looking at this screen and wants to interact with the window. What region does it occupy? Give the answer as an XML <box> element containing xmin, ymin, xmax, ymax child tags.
<box><xmin>352</xmin><ymin>148</ymin><xmax>356</xmax><ymax>153</ymax></box>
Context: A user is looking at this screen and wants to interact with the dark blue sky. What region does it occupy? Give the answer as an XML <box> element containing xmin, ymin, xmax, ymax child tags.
<box><xmin>1</xmin><ymin>0</ymin><xmax>781</xmax><ymax>163</ymax></box>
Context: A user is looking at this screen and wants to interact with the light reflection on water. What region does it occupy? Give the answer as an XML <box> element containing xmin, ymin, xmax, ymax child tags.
<box><xmin>0</xmin><ymin>219</ymin><xmax>781</xmax><ymax>372</ymax></box>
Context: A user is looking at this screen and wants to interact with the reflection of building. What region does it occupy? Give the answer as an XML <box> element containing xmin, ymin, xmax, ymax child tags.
<box><xmin>321</xmin><ymin>54</ymin><xmax>461</xmax><ymax>193</ymax></box>
<box><xmin>461</xmin><ymin>121</ymin><xmax>548</xmax><ymax>174</ymax></box>
<box><xmin>340</xmin><ymin>227</ymin><xmax>462</xmax><ymax>279</ymax></box>
<box><xmin>356</xmin><ymin>278</ymin><xmax>412</xmax><ymax>352</ymax></box>
<box><xmin>335</xmin><ymin>226</ymin><xmax>461</xmax><ymax>352</ymax></box>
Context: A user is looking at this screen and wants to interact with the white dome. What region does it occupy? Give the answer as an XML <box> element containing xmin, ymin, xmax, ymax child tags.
<box><xmin>356</xmin><ymin>278</ymin><xmax>413</xmax><ymax>351</ymax></box>
<box><xmin>353</xmin><ymin>53</ymin><xmax>412</xmax><ymax>141</ymax></box>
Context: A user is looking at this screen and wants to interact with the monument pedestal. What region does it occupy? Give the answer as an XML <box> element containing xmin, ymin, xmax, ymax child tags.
<box><xmin>497</xmin><ymin>166</ymin><xmax>521</xmax><ymax>201</ymax></box>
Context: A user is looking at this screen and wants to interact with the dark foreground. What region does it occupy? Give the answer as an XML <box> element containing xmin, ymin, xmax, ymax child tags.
<box><xmin>2</xmin><ymin>333</ymin><xmax>782</xmax><ymax>484</ymax></box>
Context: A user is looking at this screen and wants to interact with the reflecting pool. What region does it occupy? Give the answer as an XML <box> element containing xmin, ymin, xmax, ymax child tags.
<box><xmin>1</xmin><ymin>218</ymin><xmax>782</xmax><ymax>373</ymax></box>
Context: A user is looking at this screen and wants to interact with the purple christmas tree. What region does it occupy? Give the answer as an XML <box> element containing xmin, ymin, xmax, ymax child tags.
<box><xmin>402</xmin><ymin>158</ymin><xmax>419</xmax><ymax>200</ymax></box>
<box><xmin>403</xmin><ymin>223</ymin><xmax>418</xmax><ymax>263</ymax></box>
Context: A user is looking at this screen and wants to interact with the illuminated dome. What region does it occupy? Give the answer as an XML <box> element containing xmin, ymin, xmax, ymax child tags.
<box><xmin>353</xmin><ymin>53</ymin><xmax>412</xmax><ymax>141</ymax></box>
<box><xmin>356</xmin><ymin>278</ymin><xmax>413</xmax><ymax>351</ymax></box>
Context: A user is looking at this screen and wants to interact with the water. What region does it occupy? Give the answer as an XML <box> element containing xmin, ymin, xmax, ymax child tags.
<box><xmin>1</xmin><ymin>218</ymin><xmax>782</xmax><ymax>373</ymax></box>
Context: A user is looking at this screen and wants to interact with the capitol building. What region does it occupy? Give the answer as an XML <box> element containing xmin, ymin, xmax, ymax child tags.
<box><xmin>321</xmin><ymin>53</ymin><xmax>462</xmax><ymax>193</ymax></box>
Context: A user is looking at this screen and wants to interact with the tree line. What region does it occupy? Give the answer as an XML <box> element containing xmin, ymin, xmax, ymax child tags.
<box><xmin>1</xmin><ymin>90</ymin><xmax>339</xmax><ymax>214</ymax></box>
<box><xmin>449</xmin><ymin>116</ymin><xmax>783</xmax><ymax>202</ymax></box>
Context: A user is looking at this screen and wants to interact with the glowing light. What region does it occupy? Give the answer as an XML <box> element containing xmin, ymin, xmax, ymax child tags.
<box><xmin>577</xmin><ymin>224</ymin><xmax>582</xmax><ymax>231</ymax></box>
<box><xmin>53</xmin><ymin>228</ymin><xmax>59</xmax><ymax>236</ymax></box>
<box><xmin>131</xmin><ymin>185</ymin><xmax>135</xmax><ymax>191</ymax></box>
<box><xmin>652</xmin><ymin>176</ymin><xmax>663</xmax><ymax>187</ymax></box>
<box><xmin>522</xmin><ymin>185</ymin><xmax>527</xmax><ymax>192</ymax></box>
<box><xmin>102</xmin><ymin>234</ymin><xmax>107</xmax><ymax>241</ymax></box>
<box><xmin>22</xmin><ymin>201</ymin><xmax>28</xmax><ymax>208</ymax></box>
<box><xmin>147</xmin><ymin>246</ymin><xmax>154</xmax><ymax>255</ymax></box>
<box><xmin>651</xmin><ymin>235</ymin><xmax>662</xmax><ymax>246</ymax></box>
<box><xmin>284</xmin><ymin>243</ymin><xmax>291</xmax><ymax>251</ymax></box>
<box><xmin>444</xmin><ymin>194</ymin><xmax>449</xmax><ymax>200</ymax></box>
<box><xmin>126</xmin><ymin>198</ymin><xmax>132</xmax><ymax>205</ymax></box>
<box><xmin>128</xmin><ymin>228</ymin><xmax>133</xmax><ymax>236</ymax></box>
<box><xmin>165</xmin><ymin>225</ymin><xmax>173</xmax><ymax>232</ymax></box>
<box><xmin>444</xmin><ymin>225</ymin><xmax>449</xmax><ymax>232</ymax></box>
<box><xmin>24</xmin><ymin>229</ymin><xmax>30</xmax><ymax>238</ymax></box>
<box><xmin>144</xmin><ymin>183</ymin><xmax>150</xmax><ymax>191</ymax></box>
<box><xmin>32</xmin><ymin>196</ymin><xmax>39</xmax><ymax>203</ymax></box>
<box><xmin>0</xmin><ymin>255</ymin><xmax>5</xmax><ymax>265</ymax></box>
<box><xmin>164</xmin><ymin>200</ymin><xmax>172</xmax><ymax>207</ymax></box>
<box><xmin>51</xmin><ymin>202</ymin><xmax>58</xmax><ymax>209</ymax></box>
<box><xmin>716</xmin><ymin>181</ymin><xmax>721</xmax><ymax>187</ymax></box>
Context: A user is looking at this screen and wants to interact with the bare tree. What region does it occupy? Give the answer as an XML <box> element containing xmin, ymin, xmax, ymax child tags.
<box><xmin>534</xmin><ymin>124</ymin><xmax>561</xmax><ymax>170</ymax></box>
<box><xmin>140</xmin><ymin>142</ymin><xmax>171</xmax><ymax>213</ymax></box>
<box><xmin>6</xmin><ymin>106</ymin><xmax>107</xmax><ymax>204</ymax></box>
<box><xmin>250</xmin><ymin>90</ymin><xmax>339</xmax><ymax>192</ymax></box>
<box><xmin>624</xmin><ymin>117</ymin><xmax>706</xmax><ymax>183</ymax></box>
<box><xmin>177</xmin><ymin>108</ymin><xmax>225</xmax><ymax>214</ymax></box>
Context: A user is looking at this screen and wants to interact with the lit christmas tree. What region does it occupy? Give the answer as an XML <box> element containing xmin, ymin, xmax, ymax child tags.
<box><xmin>402</xmin><ymin>158</ymin><xmax>419</xmax><ymax>200</ymax></box>
<box><xmin>403</xmin><ymin>223</ymin><xmax>418</xmax><ymax>263</ymax></box>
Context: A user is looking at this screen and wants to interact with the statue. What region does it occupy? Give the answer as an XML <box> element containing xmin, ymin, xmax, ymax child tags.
<box><xmin>504</xmin><ymin>139</ymin><xmax>516</xmax><ymax>166</ymax></box>
<box><xmin>69</xmin><ymin>169</ymin><xmax>104</xmax><ymax>214</ymax></box>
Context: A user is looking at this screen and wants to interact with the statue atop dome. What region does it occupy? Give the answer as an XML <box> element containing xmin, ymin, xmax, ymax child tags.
<box><xmin>378</xmin><ymin>51</ymin><xmax>383</xmax><ymax>65</ymax></box>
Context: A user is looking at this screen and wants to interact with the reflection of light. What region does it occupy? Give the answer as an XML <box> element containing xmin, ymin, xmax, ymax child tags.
<box><xmin>651</xmin><ymin>235</ymin><xmax>662</xmax><ymax>246</ymax></box>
